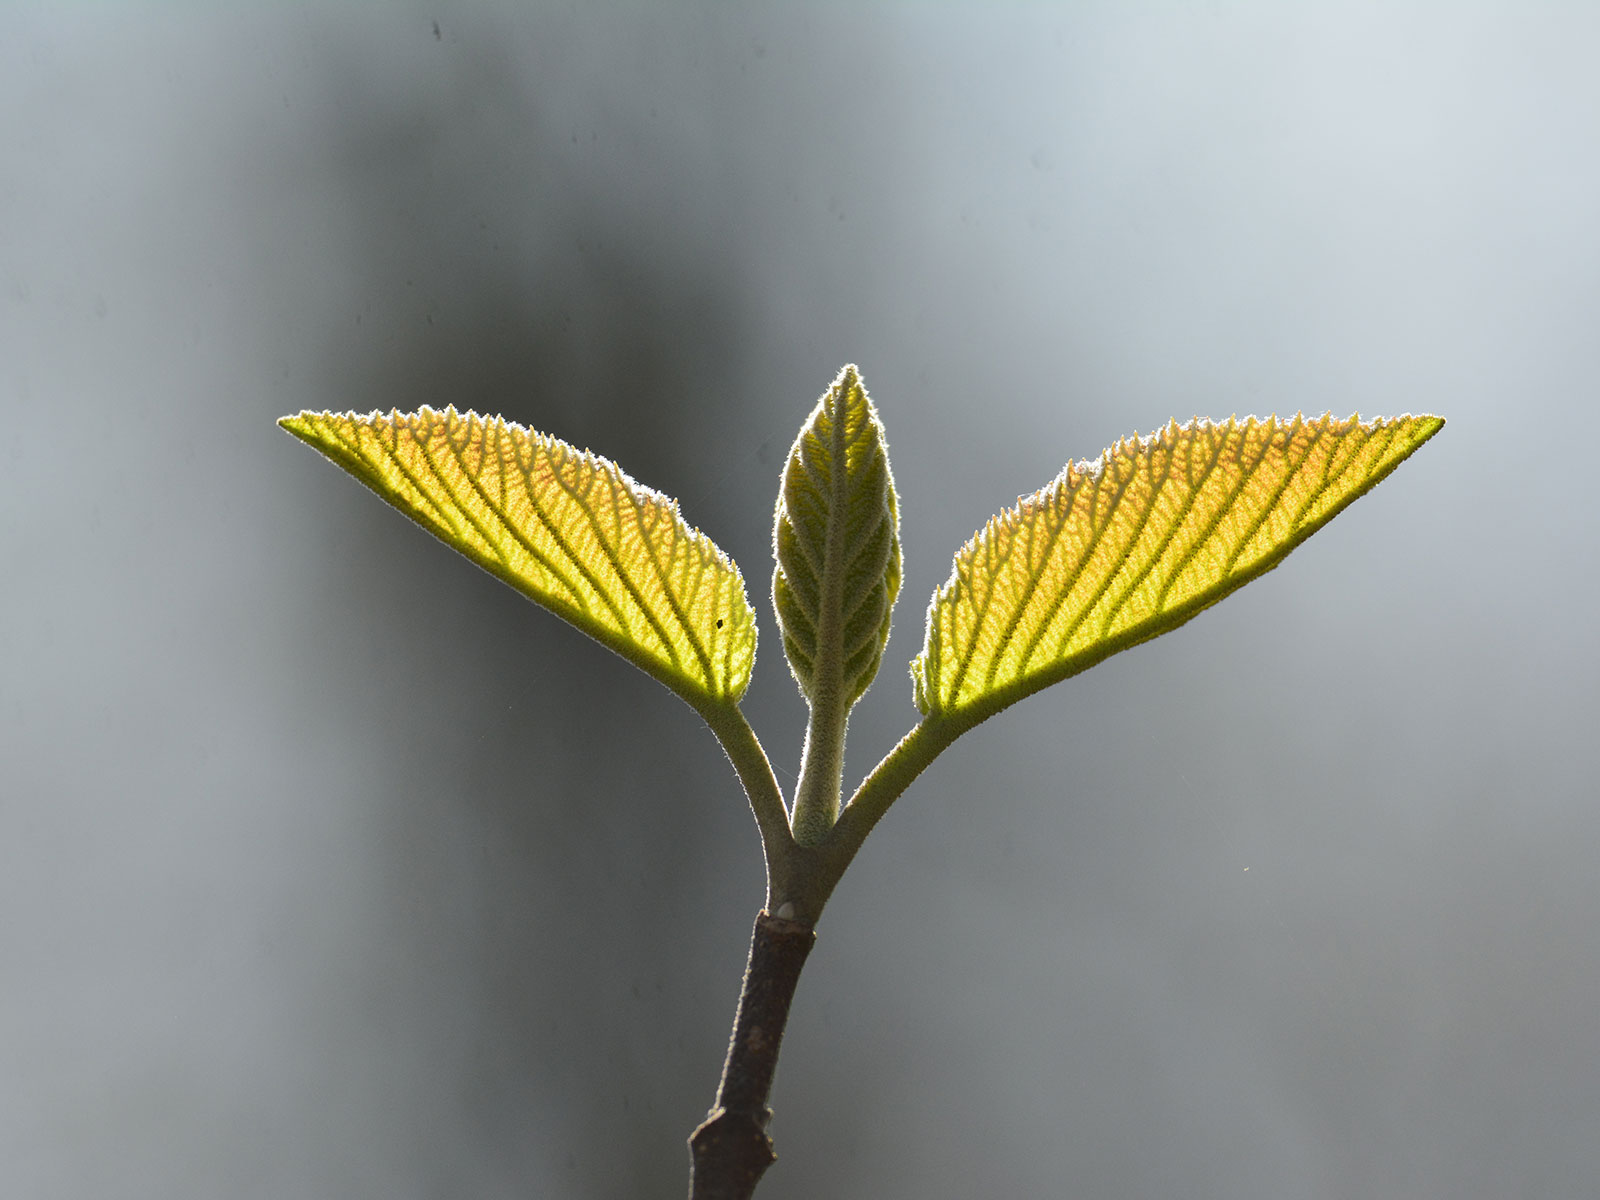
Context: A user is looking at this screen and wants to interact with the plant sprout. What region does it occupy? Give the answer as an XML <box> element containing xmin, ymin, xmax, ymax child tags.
<box><xmin>281</xmin><ymin>365</ymin><xmax>1442</xmax><ymax>1197</ymax></box>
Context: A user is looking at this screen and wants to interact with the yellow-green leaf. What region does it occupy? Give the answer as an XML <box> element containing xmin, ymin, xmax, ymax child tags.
<box><xmin>772</xmin><ymin>364</ymin><xmax>902</xmax><ymax>709</ymax></box>
<box><xmin>911</xmin><ymin>411</ymin><xmax>1443</xmax><ymax>723</ymax></box>
<box><xmin>773</xmin><ymin>364</ymin><xmax>902</xmax><ymax>846</ymax></box>
<box><xmin>280</xmin><ymin>406</ymin><xmax>757</xmax><ymax>709</ymax></box>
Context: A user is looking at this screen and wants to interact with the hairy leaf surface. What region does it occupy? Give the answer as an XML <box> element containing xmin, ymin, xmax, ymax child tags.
<box><xmin>281</xmin><ymin>407</ymin><xmax>756</xmax><ymax>708</ymax></box>
<box><xmin>772</xmin><ymin>364</ymin><xmax>901</xmax><ymax>709</ymax></box>
<box><xmin>911</xmin><ymin>412</ymin><xmax>1443</xmax><ymax>721</ymax></box>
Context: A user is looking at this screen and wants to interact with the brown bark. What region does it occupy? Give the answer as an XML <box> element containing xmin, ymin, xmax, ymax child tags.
<box><xmin>688</xmin><ymin>911</ymin><xmax>816</xmax><ymax>1200</ymax></box>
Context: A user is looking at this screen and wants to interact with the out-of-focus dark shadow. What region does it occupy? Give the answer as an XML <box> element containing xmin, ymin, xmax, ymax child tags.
<box><xmin>292</xmin><ymin>22</ymin><xmax>778</xmax><ymax>1197</ymax></box>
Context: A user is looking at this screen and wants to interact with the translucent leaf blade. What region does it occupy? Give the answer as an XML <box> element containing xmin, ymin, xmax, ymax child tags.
<box><xmin>911</xmin><ymin>412</ymin><xmax>1444</xmax><ymax>721</ymax></box>
<box><xmin>280</xmin><ymin>406</ymin><xmax>756</xmax><ymax>708</ymax></box>
<box><xmin>772</xmin><ymin>364</ymin><xmax>902</xmax><ymax>709</ymax></box>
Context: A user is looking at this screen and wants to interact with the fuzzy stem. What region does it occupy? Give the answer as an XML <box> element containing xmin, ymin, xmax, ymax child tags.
<box><xmin>699</xmin><ymin>703</ymin><xmax>794</xmax><ymax>900</ymax></box>
<box><xmin>790</xmin><ymin>693</ymin><xmax>846</xmax><ymax>847</ymax></box>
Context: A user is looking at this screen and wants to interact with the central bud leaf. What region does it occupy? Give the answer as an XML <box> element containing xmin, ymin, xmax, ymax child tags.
<box><xmin>773</xmin><ymin>364</ymin><xmax>901</xmax><ymax>844</ymax></box>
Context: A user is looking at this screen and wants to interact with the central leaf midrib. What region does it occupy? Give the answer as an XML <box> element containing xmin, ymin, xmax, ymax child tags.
<box><xmin>813</xmin><ymin>396</ymin><xmax>855</xmax><ymax>706</ymax></box>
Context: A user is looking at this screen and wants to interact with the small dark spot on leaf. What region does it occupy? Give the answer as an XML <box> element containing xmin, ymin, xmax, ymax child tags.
<box><xmin>716</xmin><ymin>618</ymin><xmax>724</xmax><ymax>628</ymax></box>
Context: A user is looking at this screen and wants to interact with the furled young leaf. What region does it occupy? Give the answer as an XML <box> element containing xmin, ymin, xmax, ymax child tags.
<box><xmin>772</xmin><ymin>364</ymin><xmax>902</xmax><ymax>709</ymax></box>
<box><xmin>911</xmin><ymin>412</ymin><xmax>1443</xmax><ymax>723</ymax></box>
<box><xmin>280</xmin><ymin>407</ymin><xmax>757</xmax><ymax>709</ymax></box>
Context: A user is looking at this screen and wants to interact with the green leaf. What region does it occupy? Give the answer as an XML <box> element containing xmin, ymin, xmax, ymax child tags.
<box><xmin>772</xmin><ymin>364</ymin><xmax>902</xmax><ymax>709</ymax></box>
<box><xmin>911</xmin><ymin>411</ymin><xmax>1444</xmax><ymax>723</ymax></box>
<box><xmin>280</xmin><ymin>406</ymin><xmax>757</xmax><ymax>710</ymax></box>
<box><xmin>773</xmin><ymin>364</ymin><xmax>902</xmax><ymax>846</ymax></box>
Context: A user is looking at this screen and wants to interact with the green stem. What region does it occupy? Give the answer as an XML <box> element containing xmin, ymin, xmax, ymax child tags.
<box><xmin>699</xmin><ymin>703</ymin><xmax>794</xmax><ymax>902</ymax></box>
<box><xmin>831</xmin><ymin>715</ymin><xmax>962</xmax><ymax>859</ymax></box>
<box><xmin>790</xmin><ymin>690</ymin><xmax>846</xmax><ymax>847</ymax></box>
<box><xmin>781</xmin><ymin>715</ymin><xmax>966</xmax><ymax>917</ymax></box>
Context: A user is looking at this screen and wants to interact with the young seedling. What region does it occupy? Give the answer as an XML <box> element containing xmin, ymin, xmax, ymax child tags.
<box><xmin>281</xmin><ymin>366</ymin><xmax>1442</xmax><ymax>1198</ymax></box>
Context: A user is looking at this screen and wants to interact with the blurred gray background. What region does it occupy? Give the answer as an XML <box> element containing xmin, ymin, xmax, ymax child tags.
<box><xmin>3</xmin><ymin>3</ymin><xmax>1595</xmax><ymax>1197</ymax></box>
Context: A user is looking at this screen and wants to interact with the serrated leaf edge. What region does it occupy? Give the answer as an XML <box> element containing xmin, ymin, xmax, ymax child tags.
<box><xmin>911</xmin><ymin>411</ymin><xmax>1444</xmax><ymax>723</ymax></box>
<box><xmin>280</xmin><ymin>405</ymin><xmax>757</xmax><ymax>710</ymax></box>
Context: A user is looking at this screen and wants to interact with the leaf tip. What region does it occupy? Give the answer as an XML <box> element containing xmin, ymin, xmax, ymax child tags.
<box><xmin>911</xmin><ymin>405</ymin><xmax>1445</xmax><ymax>722</ymax></box>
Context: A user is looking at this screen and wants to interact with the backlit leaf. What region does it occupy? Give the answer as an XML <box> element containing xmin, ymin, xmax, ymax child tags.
<box><xmin>280</xmin><ymin>406</ymin><xmax>757</xmax><ymax>709</ymax></box>
<box><xmin>772</xmin><ymin>364</ymin><xmax>902</xmax><ymax>709</ymax></box>
<box><xmin>911</xmin><ymin>412</ymin><xmax>1443</xmax><ymax>722</ymax></box>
